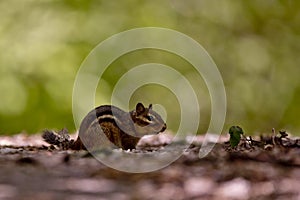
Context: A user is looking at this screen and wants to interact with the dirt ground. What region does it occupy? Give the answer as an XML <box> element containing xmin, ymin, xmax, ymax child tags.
<box><xmin>0</xmin><ymin>132</ymin><xmax>299</xmax><ymax>200</ymax></box>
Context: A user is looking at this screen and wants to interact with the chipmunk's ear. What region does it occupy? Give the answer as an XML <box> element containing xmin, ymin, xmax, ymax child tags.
<box><xmin>149</xmin><ymin>104</ymin><xmax>152</xmax><ymax>110</ymax></box>
<box><xmin>136</xmin><ymin>103</ymin><xmax>146</xmax><ymax>115</ymax></box>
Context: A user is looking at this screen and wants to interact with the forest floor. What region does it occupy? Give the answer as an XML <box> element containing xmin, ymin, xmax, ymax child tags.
<box><xmin>0</xmin><ymin>131</ymin><xmax>299</xmax><ymax>200</ymax></box>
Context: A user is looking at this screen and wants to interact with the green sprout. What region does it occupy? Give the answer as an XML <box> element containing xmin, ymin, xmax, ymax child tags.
<box><xmin>229</xmin><ymin>126</ymin><xmax>244</xmax><ymax>147</ymax></box>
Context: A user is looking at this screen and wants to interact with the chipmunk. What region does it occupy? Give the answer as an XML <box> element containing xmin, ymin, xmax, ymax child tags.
<box><xmin>42</xmin><ymin>103</ymin><xmax>167</xmax><ymax>150</ymax></box>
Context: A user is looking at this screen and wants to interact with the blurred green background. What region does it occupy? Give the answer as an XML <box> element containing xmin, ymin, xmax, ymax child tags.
<box><xmin>0</xmin><ymin>0</ymin><xmax>299</xmax><ymax>135</ymax></box>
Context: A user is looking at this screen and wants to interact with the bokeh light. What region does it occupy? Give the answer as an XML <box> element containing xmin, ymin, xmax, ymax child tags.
<box><xmin>0</xmin><ymin>0</ymin><xmax>299</xmax><ymax>135</ymax></box>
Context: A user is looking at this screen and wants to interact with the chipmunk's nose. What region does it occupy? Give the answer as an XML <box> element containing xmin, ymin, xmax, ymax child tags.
<box><xmin>160</xmin><ymin>123</ymin><xmax>167</xmax><ymax>132</ymax></box>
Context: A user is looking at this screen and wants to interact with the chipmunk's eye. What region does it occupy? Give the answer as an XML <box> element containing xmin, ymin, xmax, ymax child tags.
<box><xmin>146</xmin><ymin>115</ymin><xmax>154</xmax><ymax>121</ymax></box>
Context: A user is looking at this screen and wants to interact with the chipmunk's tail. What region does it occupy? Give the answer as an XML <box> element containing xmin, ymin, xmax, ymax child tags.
<box><xmin>42</xmin><ymin>128</ymin><xmax>74</xmax><ymax>150</ymax></box>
